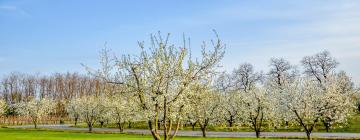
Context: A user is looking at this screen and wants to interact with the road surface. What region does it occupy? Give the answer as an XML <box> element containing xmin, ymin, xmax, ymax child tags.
<box><xmin>9</xmin><ymin>124</ymin><xmax>360</xmax><ymax>139</ymax></box>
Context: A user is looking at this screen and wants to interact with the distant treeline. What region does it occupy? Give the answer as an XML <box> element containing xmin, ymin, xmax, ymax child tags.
<box><xmin>0</xmin><ymin>72</ymin><xmax>110</xmax><ymax>116</ymax></box>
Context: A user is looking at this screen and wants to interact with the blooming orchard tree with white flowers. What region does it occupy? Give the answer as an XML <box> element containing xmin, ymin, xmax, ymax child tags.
<box><xmin>238</xmin><ymin>88</ymin><xmax>276</xmax><ymax>138</ymax></box>
<box><xmin>98</xmin><ymin>107</ymin><xmax>112</xmax><ymax>128</ymax></box>
<box><xmin>89</xmin><ymin>32</ymin><xmax>225</xmax><ymax>140</ymax></box>
<box><xmin>267</xmin><ymin>58</ymin><xmax>298</xmax><ymax>129</ymax></box>
<box><xmin>66</xmin><ymin>98</ymin><xmax>82</xmax><ymax>126</ymax></box>
<box><xmin>187</xmin><ymin>82</ymin><xmax>223</xmax><ymax>137</ymax></box>
<box><xmin>185</xmin><ymin>110</ymin><xmax>199</xmax><ymax>131</ymax></box>
<box><xmin>319</xmin><ymin>74</ymin><xmax>355</xmax><ymax>131</ymax></box>
<box><xmin>77</xmin><ymin>95</ymin><xmax>108</xmax><ymax>132</ymax></box>
<box><xmin>215</xmin><ymin>72</ymin><xmax>240</xmax><ymax>128</ymax></box>
<box><xmin>279</xmin><ymin>77</ymin><xmax>354</xmax><ymax>140</ymax></box>
<box><xmin>109</xmin><ymin>94</ymin><xmax>139</xmax><ymax>132</ymax></box>
<box><xmin>0</xmin><ymin>99</ymin><xmax>6</xmax><ymax>116</ymax></box>
<box><xmin>301</xmin><ymin>51</ymin><xmax>354</xmax><ymax>132</ymax></box>
<box><xmin>80</xmin><ymin>30</ymin><xmax>358</xmax><ymax>140</ymax></box>
<box><xmin>279</xmin><ymin>78</ymin><xmax>323</xmax><ymax>140</ymax></box>
<box><xmin>15</xmin><ymin>98</ymin><xmax>55</xmax><ymax>129</ymax></box>
<box><xmin>222</xmin><ymin>91</ymin><xmax>241</xmax><ymax>128</ymax></box>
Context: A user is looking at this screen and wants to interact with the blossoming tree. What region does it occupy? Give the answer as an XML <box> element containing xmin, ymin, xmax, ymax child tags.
<box><xmin>66</xmin><ymin>98</ymin><xmax>82</xmax><ymax>126</ymax></box>
<box><xmin>89</xmin><ymin>32</ymin><xmax>225</xmax><ymax>140</ymax></box>
<box><xmin>77</xmin><ymin>95</ymin><xmax>108</xmax><ymax>132</ymax></box>
<box><xmin>0</xmin><ymin>99</ymin><xmax>6</xmax><ymax>116</ymax></box>
<box><xmin>15</xmin><ymin>98</ymin><xmax>54</xmax><ymax>129</ymax></box>
<box><xmin>278</xmin><ymin>77</ymin><xmax>354</xmax><ymax>140</ymax></box>
<box><xmin>109</xmin><ymin>94</ymin><xmax>139</xmax><ymax>132</ymax></box>
<box><xmin>187</xmin><ymin>81</ymin><xmax>223</xmax><ymax>137</ymax></box>
<box><xmin>238</xmin><ymin>88</ymin><xmax>276</xmax><ymax>138</ymax></box>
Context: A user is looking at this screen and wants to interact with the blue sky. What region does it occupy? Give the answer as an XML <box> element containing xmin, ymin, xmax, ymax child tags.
<box><xmin>1</xmin><ymin>0</ymin><xmax>360</xmax><ymax>84</ymax></box>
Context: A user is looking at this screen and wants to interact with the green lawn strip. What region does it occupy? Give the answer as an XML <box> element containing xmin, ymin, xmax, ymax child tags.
<box><xmin>0</xmin><ymin>128</ymin><xmax>295</xmax><ymax>140</ymax></box>
<box><xmin>70</xmin><ymin>114</ymin><xmax>360</xmax><ymax>133</ymax></box>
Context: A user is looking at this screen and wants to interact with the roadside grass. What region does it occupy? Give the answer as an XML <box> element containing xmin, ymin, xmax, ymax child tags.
<box><xmin>0</xmin><ymin>128</ymin><xmax>293</xmax><ymax>140</ymax></box>
<box><xmin>67</xmin><ymin>114</ymin><xmax>360</xmax><ymax>134</ymax></box>
<box><xmin>2</xmin><ymin>114</ymin><xmax>360</xmax><ymax>140</ymax></box>
<box><xmin>69</xmin><ymin>114</ymin><xmax>360</xmax><ymax>133</ymax></box>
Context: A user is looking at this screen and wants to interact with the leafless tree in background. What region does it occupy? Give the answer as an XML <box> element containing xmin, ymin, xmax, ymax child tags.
<box><xmin>268</xmin><ymin>58</ymin><xmax>298</xmax><ymax>89</ymax></box>
<box><xmin>232</xmin><ymin>63</ymin><xmax>263</xmax><ymax>92</ymax></box>
<box><xmin>301</xmin><ymin>51</ymin><xmax>338</xmax><ymax>85</ymax></box>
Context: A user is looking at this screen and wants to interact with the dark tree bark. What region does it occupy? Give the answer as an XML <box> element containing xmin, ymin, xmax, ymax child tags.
<box><xmin>227</xmin><ymin>115</ymin><xmax>234</xmax><ymax>127</ymax></box>
<box><xmin>199</xmin><ymin>119</ymin><xmax>209</xmax><ymax>138</ymax></box>
<box><xmin>158</xmin><ymin>120</ymin><xmax>161</xmax><ymax>130</ymax></box>
<box><xmin>100</xmin><ymin>121</ymin><xmax>104</xmax><ymax>128</ymax></box>
<box><xmin>255</xmin><ymin>130</ymin><xmax>260</xmax><ymax>138</ymax></box>
<box><xmin>191</xmin><ymin>122</ymin><xmax>197</xmax><ymax>131</ymax></box>
<box><xmin>322</xmin><ymin>119</ymin><xmax>331</xmax><ymax>132</ymax></box>
<box><xmin>200</xmin><ymin>126</ymin><xmax>207</xmax><ymax>137</ymax></box>
<box><xmin>117</xmin><ymin>122</ymin><xmax>125</xmax><ymax>132</ymax></box>
<box><xmin>294</xmin><ymin>110</ymin><xmax>318</xmax><ymax>140</ymax></box>
<box><xmin>74</xmin><ymin>117</ymin><xmax>78</xmax><ymax>126</ymax></box>
<box><xmin>128</xmin><ymin>121</ymin><xmax>132</xmax><ymax>129</ymax></box>
<box><xmin>88</xmin><ymin>123</ymin><xmax>93</xmax><ymax>133</ymax></box>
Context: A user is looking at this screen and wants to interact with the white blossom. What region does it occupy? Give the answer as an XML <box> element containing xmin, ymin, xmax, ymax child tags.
<box><xmin>15</xmin><ymin>98</ymin><xmax>55</xmax><ymax>128</ymax></box>
<box><xmin>0</xmin><ymin>99</ymin><xmax>6</xmax><ymax>116</ymax></box>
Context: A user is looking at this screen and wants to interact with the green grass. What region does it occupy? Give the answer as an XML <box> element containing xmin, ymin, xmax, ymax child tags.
<box><xmin>3</xmin><ymin>114</ymin><xmax>360</xmax><ymax>140</ymax></box>
<box><xmin>71</xmin><ymin>114</ymin><xmax>360</xmax><ymax>133</ymax></box>
<box><xmin>0</xmin><ymin>128</ymin><xmax>288</xmax><ymax>140</ymax></box>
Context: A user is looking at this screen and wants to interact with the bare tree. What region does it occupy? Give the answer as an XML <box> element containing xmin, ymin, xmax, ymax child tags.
<box><xmin>301</xmin><ymin>51</ymin><xmax>338</xmax><ymax>85</ymax></box>
<box><xmin>268</xmin><ymin>58</ymin><xmax>297</xmax><ymax>88</ymax></box>
<box><xmin>232</xmin><ymin>63</ymin><xmax>263</xmax><ymax>92</ymax></box>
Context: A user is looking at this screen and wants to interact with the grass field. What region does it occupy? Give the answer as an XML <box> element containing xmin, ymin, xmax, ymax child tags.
<box><xmin>71</xmin><ymin>114</ymin><xmax>360</xmax><ymax>133</ymax></box>
<box><xmin>1</xmin><ymin>114</ymin><xmax>360</xmax><ymax>140</ymax></box>
<box><xmin>0</xmin><ymin>128</ymin><xmax>289</xmax><ymax>140</ymax></box>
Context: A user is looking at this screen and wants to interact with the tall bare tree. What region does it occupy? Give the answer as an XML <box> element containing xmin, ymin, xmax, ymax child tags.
<box><xmin>301</xmin><ymin>51</ymin><xmax>338</xmax><ymax>85</ymax></box>
<box><xmin>232</xmin><ymin>63</ymin><xmax>263</xmax><ymax>92</ymax></box>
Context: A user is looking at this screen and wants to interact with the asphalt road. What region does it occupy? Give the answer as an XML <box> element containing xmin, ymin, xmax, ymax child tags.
<box><xmin>10</xmin><ymin>124</ymin><xmax>360</xmax><ymax>139</ymax></box>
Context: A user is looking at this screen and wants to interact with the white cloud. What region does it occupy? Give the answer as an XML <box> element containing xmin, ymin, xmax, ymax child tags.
<box><xmin>0</xmin><ymin>5</ymin><xmax>31</xmax><ymax>18</ymax></box>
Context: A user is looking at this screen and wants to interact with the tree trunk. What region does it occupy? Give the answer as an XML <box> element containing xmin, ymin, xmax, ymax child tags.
<box><xmin>33</xmin><ymin>118</ymin><xmax>38</xmax><ymax>129</ymax></box>
<box><xmin>128</xmin><ymin>121</ymin><xmax>132</xmax><ymax>129</ymax></box>
<box><xmin>200</xmin><ymin>126</ymin><xmax>207</xmax><ymax>137</ymax></box>
<box><xmin>322</xmin><ymin>120</ymin><xmax>330</xmax><ymax>132</ymax></box>
<box><xmin>88</xmin><ymin>124</ymin><xmax>93</xmax><ymax>133</ymax></box>
<box><xmin>228</xmin><ymin>116</ymin><xmax>234</xmax><ymax>127</ymax></box>
<box><xmin>191</xmin><ymin>123</ymin><xmax>196</xmax><ymax>131</ymax></box>
<box><xmin>74</xmin><ymin>118</ymin><xmax>78</xmax><ymax>126</ymax></box>
<box><xmin>306</xmin><ymin>131</ymin><xmax>311</xmax><ymax>140</ymax></box>
<box><xmin>255</xmin><ymin>130</ymin><xmax>260</xmax><ymax>138</ymax></box>
<box><xmin>150</xmin><ymin>131</ymin><xmax>161</xmax><ymax>140</ymax></box>
<box><xmin>117</xmin><ymin>123</ymin><xmax>124</xmax><ymax>132</ymax></box>
<box><xmin>325</xmin><ymin>124</ymin><xmax>330</xmax><ymax>132</ymax></box>
<box><xmin>100</xmin><ymin>121</ymin><xmax>104</xmax><ymax>128</ymax></box>
<box><xmin>190</xmin><ymin>121</ymin><xmax>197</xmax><ymax>131</ymax></box>
<box><xmin>148</xmin><ymin>121</ymin><xmax>161</xmax><ymax>140</ymax></box>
